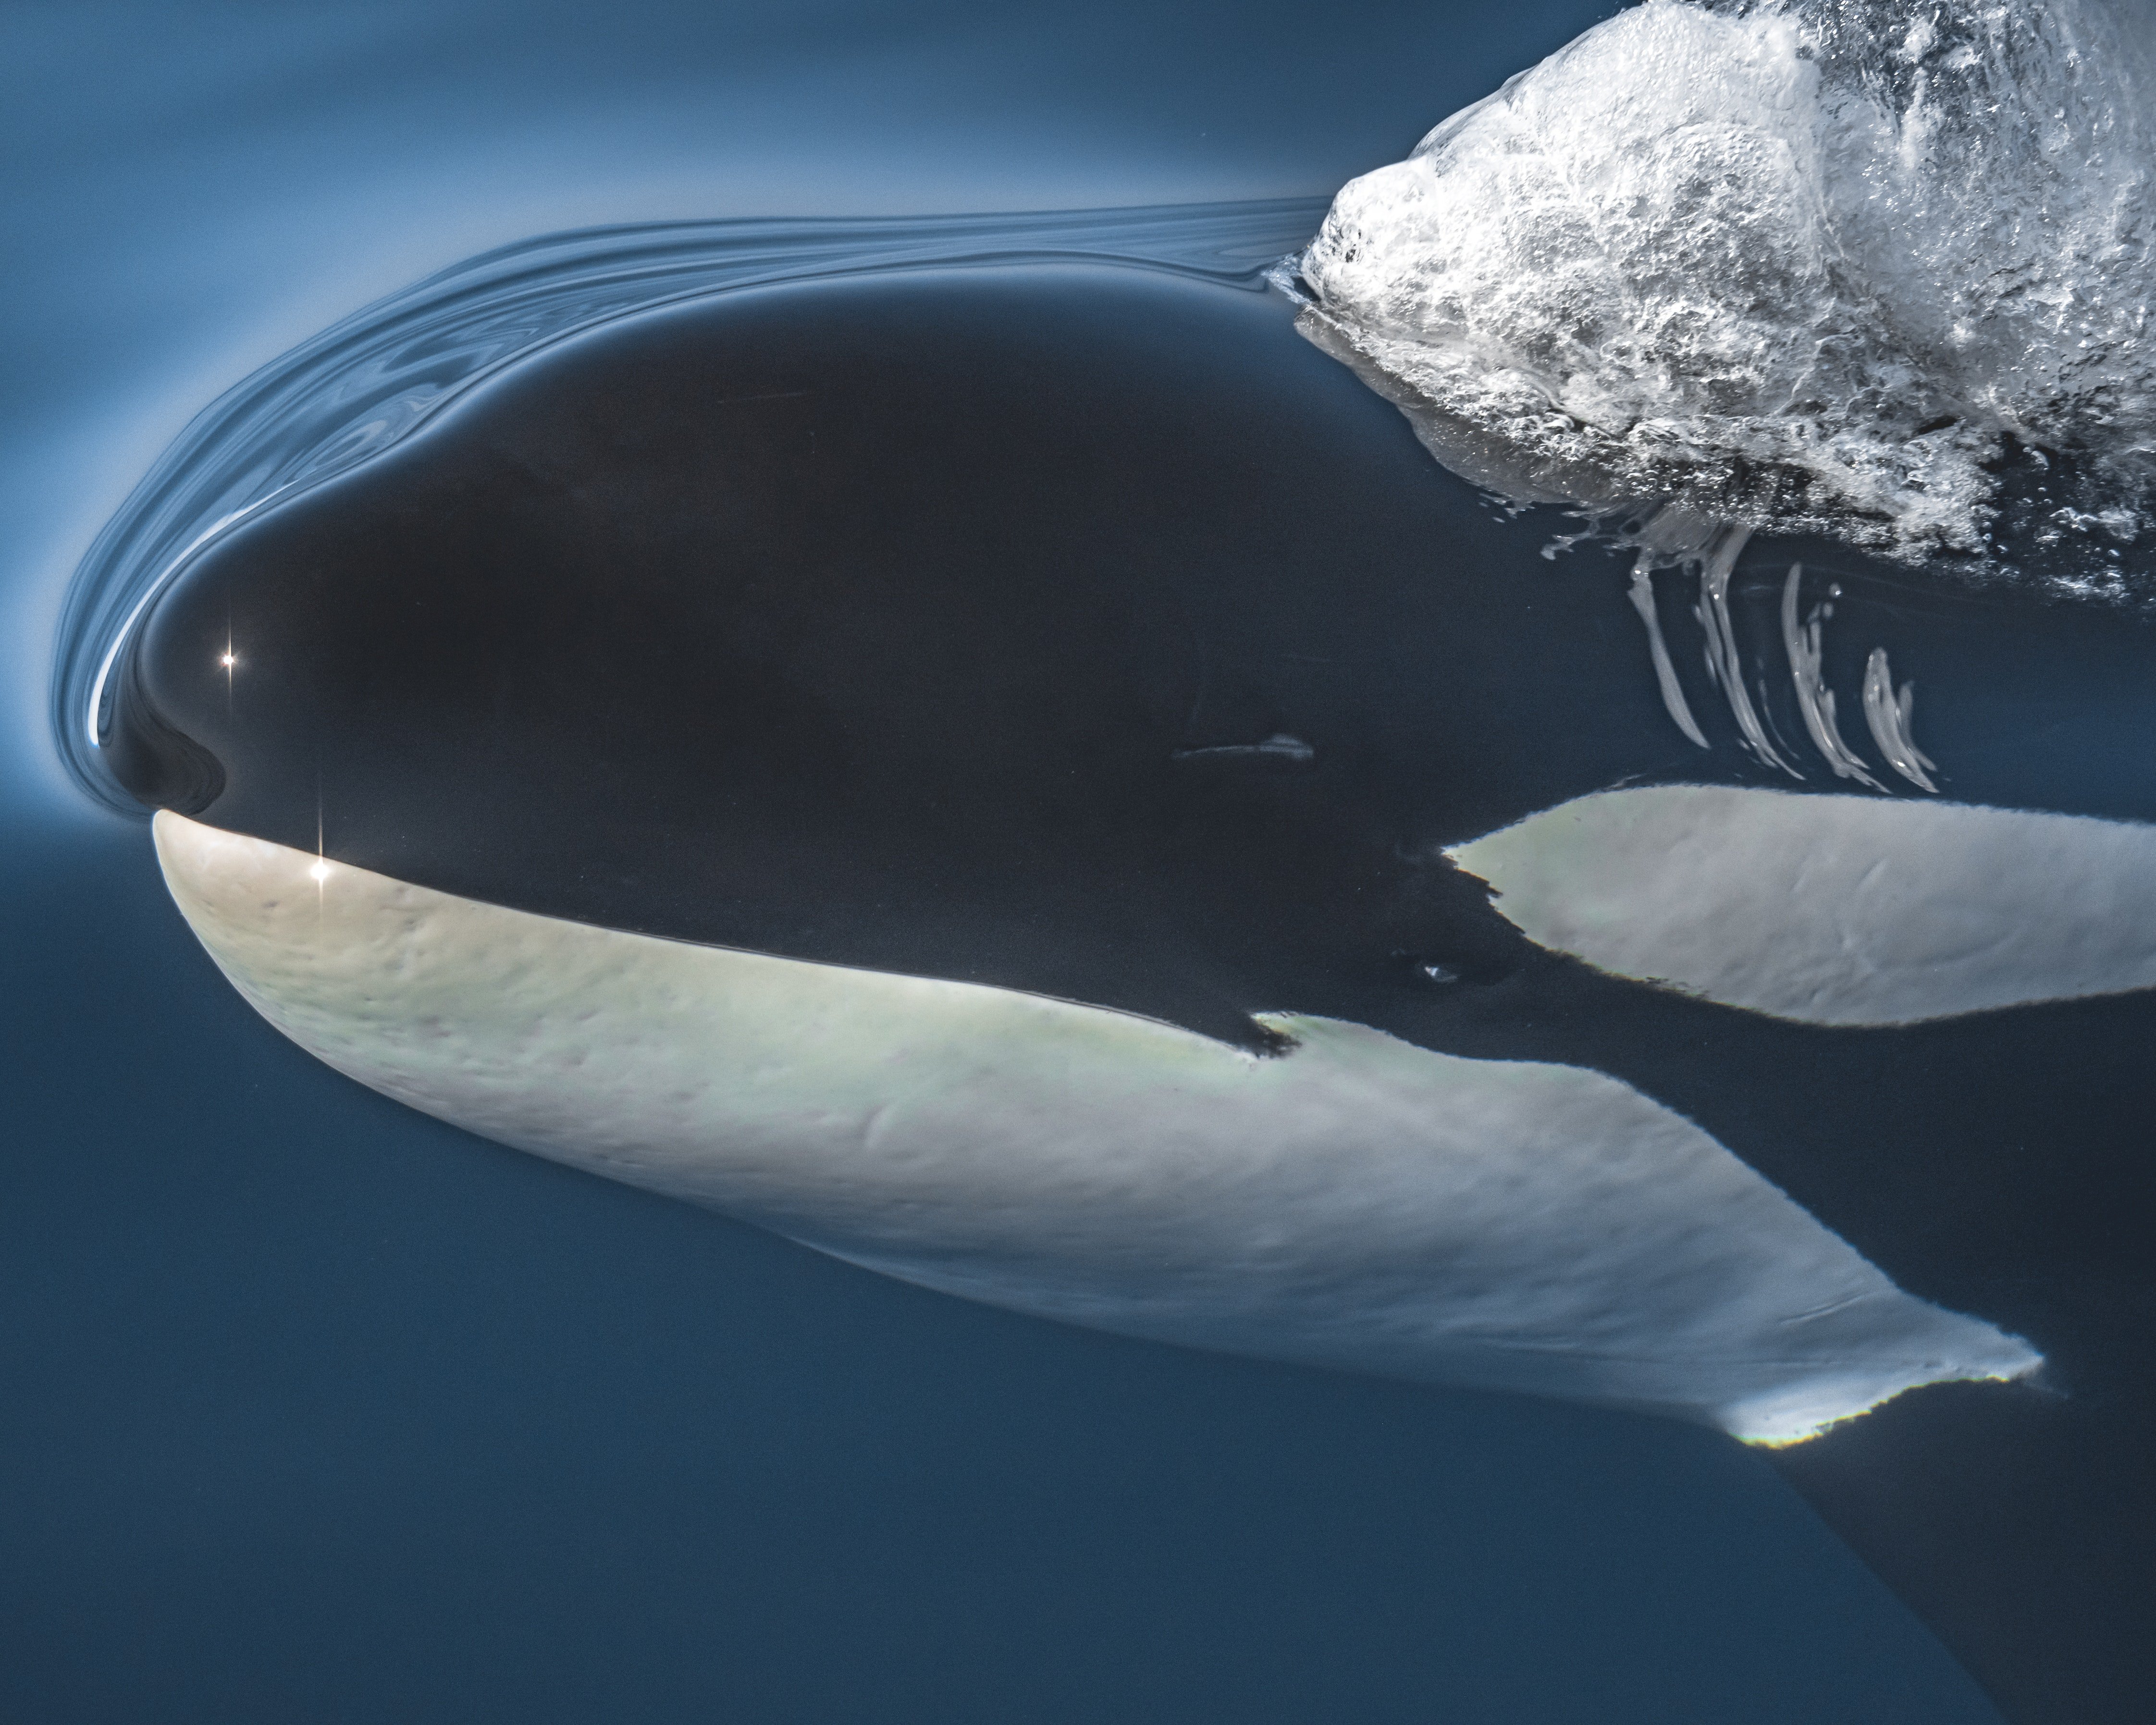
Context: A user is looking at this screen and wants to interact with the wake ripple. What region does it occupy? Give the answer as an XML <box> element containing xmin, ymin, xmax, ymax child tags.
<box><xmin>52</xmin><ymin>200</ymin><xmax>1324</xmax><ymax>810</ymax></box>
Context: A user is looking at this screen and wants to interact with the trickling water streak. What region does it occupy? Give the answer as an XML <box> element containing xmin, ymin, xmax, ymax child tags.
<box><xmin>52</xmin><ymin>200</ymin><xmax>1325</xmax><ymax>811</ymax></box>
<box><xmin>1626</xmin><ymin>555</ymin><xmax>1710</xmax><ymax>748</ymax></box>
<box><xmin>1780</xmin><ymin>564</ymin><xmax>1886</xmax><ymax>790</ymax></box>
<box><xmin>1692</xmin><ymin>526</ymin><xmax>1798</xmax><ymax>775</ymax></box>
<box><xmin>1862</xmin><ymin>647</ymin><xmax>1941</xmax><ymax>793</ymax></box>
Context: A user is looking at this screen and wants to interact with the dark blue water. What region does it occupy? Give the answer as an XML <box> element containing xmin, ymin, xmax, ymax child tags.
<box><xmin>2</xmin><ymin>4</ymin><xmax>2008</xmax><ymax>1720</ymax></box>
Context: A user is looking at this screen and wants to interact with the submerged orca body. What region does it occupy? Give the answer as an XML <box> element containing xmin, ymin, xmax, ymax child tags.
<box><xmin>107</xmin><ymin>266</ymin><xmax>2156</xmax><ymax>1724</ymax></box>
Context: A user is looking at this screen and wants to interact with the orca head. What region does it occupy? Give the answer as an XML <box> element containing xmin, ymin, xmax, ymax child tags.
<box><xmin>113</xmin><ymin>261</ymin><xmax>2156</xmax><ymax>1716</ymax></box>
<box><xmin>110</xmin><ymin>257</ymin><xmax>2156</xmax><ymax>1058</ymax></box>
<box><xmin>104</xmin><ymin>254</ymin><xmax>2062</xmax><ymax>1428</ymax></box>
<box><xmin>105</xmin><ymin>265</ymin><xmax>1636</xmax><ymax>1051</ymax></box>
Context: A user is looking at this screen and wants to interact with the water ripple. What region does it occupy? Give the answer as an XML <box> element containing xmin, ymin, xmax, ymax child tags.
<box><xmin>53</xmin><ymin>198</ymin><xmax>1324</xmax><ymax>810</ymax></box>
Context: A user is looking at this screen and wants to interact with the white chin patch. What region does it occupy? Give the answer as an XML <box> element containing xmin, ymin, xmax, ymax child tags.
<box><xmin>1451</xmin><ymin>785</ymin><xmax>2156</xmax><ymax>1027</ymax></box>
<box><xmin>153</xmin><ymin>810</ymin><xmax>2035</xmax><ymax>1445</ymax></box>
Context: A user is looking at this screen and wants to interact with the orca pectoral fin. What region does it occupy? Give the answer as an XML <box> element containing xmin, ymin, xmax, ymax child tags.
<box><xmin>1770</xmin><ymin>1370</ymin><xmax>2156</xmax><ymax>1725</ymax></box>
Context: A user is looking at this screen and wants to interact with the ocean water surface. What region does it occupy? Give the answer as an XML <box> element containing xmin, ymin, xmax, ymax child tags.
<box><xmin>15</xmin><ymin>1</ymin><xmax>2151</xmax><ymax>1721</ymax></box>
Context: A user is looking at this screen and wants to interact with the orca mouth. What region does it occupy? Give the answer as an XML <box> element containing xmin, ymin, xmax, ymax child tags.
<box><xmin>151</xmin><ymin>807</ymin><xmax>2037</xmax><ymax>1447</ymax></box>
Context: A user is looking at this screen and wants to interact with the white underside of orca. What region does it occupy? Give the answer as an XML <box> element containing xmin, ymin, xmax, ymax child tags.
<box><xmin>1451</xmin><ymin>786</ymin><xmax>2156</xmax><ymax>1027</ymax></box>
<box><xmin>152</xmin><ymin>810</ymin><xmax>2036</xmax><ymax>1445</ymax></box>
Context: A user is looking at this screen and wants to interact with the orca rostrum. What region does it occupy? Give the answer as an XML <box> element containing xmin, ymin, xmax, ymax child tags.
<box><xmin>103</xmin><ymin>264</ymin><xmax>2156</xmax><ymax>1725</ymax></box>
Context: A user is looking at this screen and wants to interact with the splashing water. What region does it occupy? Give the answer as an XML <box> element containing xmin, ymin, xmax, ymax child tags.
<box><xmin>1289</xmin><ymin>0</ymin><xmax>2156</xmax><ymax>585</ymax></box>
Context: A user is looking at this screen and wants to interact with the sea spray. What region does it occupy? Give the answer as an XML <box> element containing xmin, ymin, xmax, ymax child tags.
<box><xmin>1291</xmin><ymin>0</ymin><xmax>2156</xmax><ymax>582</ymax></box>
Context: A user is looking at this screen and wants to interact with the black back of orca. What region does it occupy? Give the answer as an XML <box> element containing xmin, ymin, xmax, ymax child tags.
<box><xmin>109</xmin><ymin>263</ymin><xmax>2156</xmax><ymax>1725</ymax></box>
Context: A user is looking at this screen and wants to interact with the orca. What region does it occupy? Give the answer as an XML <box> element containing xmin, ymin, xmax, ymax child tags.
<box><xmin>103</xmin><ymin>262</ymin><xmax>2156</xmax><ymax>1725</ymax></box>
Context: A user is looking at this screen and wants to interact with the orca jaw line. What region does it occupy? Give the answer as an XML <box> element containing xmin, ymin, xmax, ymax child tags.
<box><xmin>151</xmin><ymin>811</ymin><xmax>2039</xmax><ymax>1445</ymax></box>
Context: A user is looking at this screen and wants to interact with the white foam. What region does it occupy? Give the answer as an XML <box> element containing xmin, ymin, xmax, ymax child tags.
<box><xmin>1295</xmin><ymin>0</ymin><xmax>2156</xmax><ymax>564</ymax></box>
<box><xmin>152</xmin><ymin>811</ymin><xmax>2037</xmax><ymax>1444</ymax></box>
<box><xmin>1453</xmin><ymin>784</ymin><xmax>2156</xmax><ymax>1024</ymax></box>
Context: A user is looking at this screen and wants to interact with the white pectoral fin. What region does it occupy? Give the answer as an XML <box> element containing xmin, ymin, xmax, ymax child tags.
<box><xmin>1451</xmin><ymin>785</ymin><xmax>2156</xmax><ymax>1026</ymax></box>
<box><xmin>152</xmin><ymin>810</ymin><xmax>2038</xmax><ymax>1443</ymax></box>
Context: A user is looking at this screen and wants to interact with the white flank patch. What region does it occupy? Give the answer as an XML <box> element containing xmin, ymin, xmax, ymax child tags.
<box><xmin>154</xmin><ymin>811</ymin><xmax>2036</xmax><ymax>1443</ymax></box>
<box><xmin>1452</xmin><ymin>785</ymin><xmax>2156</xmax><ymax>1026</ymax></box>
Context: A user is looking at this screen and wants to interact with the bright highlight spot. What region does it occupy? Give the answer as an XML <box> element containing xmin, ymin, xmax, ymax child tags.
<box><xmin>308</xmin><ymin>860</ymin><xmax>331</xmax><ymax>883</ymax></box>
